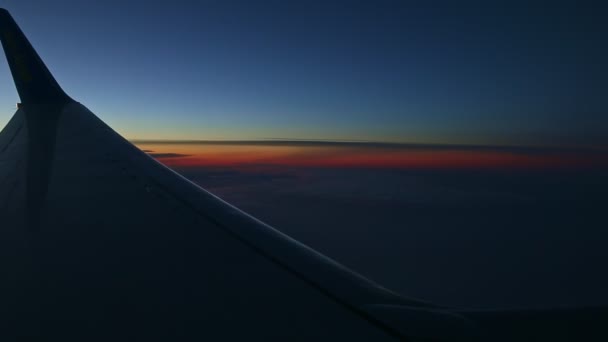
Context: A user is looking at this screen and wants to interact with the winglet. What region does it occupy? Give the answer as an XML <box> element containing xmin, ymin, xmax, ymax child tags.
<box><xmin>0</xmin><ymin>9</ymin><xmax>72</xmax><ymax>105</ymax></box>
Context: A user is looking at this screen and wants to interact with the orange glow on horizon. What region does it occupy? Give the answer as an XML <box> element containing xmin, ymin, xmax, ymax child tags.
<box><xmin>135</xmin><ymin>142</ymin><xmax>607</xmax><ymax>170</ymax></box>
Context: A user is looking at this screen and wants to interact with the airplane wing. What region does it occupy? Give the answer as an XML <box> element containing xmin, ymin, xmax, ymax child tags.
<box><xmin>0</xmin><ymin>8</ymin><xmax>606</xmax><ymax>341</ymax></box>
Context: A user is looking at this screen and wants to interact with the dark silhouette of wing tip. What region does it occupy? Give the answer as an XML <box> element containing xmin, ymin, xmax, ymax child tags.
<box><xmin>0</xmin><ymin>8</ymin><xmax>72</xmax><ymax>105</ymax></box>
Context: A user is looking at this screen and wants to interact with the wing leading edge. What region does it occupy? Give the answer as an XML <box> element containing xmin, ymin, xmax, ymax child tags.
<box><xmin>0</xmin><ymin>8</ymin><xmax>606</xmax><ymax>342</ymax></box>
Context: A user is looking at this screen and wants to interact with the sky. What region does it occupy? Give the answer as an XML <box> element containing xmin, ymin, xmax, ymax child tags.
<box><xmin>0</xmin><ymin>0</ymin><xmax>606</xmax><ymax>146</ymax></box>
<box><xmin>138</xmin><ymin>140</ymin><xmax>608</xmax><ymax>170</ymax></box>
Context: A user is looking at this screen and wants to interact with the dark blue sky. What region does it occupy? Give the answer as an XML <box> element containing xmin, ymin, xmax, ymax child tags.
<box><xmin>0</xmin><ymin>1</ymin><xmax>606</xmax><ymax>146</ymax></box>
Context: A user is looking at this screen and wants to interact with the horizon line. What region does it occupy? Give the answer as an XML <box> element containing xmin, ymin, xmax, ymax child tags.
<box><xmin>130</xmin><ymin>138</ymin><xmax>608</xmax><ymax>153</ymax></box>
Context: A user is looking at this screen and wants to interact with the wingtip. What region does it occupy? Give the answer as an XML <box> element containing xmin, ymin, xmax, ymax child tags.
<box><xmin>0</xmin><ymin>7</ymin><xmax>72</xmax><ymax>105</ymax></box>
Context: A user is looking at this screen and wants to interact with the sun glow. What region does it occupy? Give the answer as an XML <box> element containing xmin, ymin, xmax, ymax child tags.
<box><xmin>134</xmin><ymin>141</ymin><xmax>608</xmax><ymax>170</ymax></box>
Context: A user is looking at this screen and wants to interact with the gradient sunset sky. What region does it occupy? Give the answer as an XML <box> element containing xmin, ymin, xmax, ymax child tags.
<box><xmin>0</xmin><ymin>1</ymin><xmax>606</xmax><ymax>147</ymax></box>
